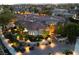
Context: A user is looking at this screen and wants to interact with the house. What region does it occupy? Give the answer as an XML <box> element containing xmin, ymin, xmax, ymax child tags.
<box><xmin>52</xmin><ymin>8</ymin><xmax>68</xmax><ymax>15</ymax></box>
<box><xmin>16</xmin><ymin>13</ymin><xmax>65</xmax><ymax>36</ymax></box>
<box><xmin>52</xmin><ymin>8</ymin><xmax>73</xmax><ymax>17</ymax></box>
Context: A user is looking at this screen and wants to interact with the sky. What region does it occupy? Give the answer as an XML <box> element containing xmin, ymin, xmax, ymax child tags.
<box><xmin>0</xmin><ymin>0</ymin><xmax>78</xmax><ymax>5</ymax></box>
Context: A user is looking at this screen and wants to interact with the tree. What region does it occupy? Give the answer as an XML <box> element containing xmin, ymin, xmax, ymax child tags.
<box><xmin>69</xmin><ymin>17</ymin><xmax>79</xmax><ymax>24</ymax></box>
<box><xmin>57</xmin><ymin>24</ymin><xmax>63</xmax><ymax>34</ymax></box>
<box><xmin>0</xmin><ymin>5</ymin><xmax>15</xmax><ymax>25</ymax></box>
<box><xmin>63</xmin><ymin>23</ymin><xmax>78</xmax><ymax>44</ymax></box>
<box><xmin>29</xmin><ymin>7</ymin><xmax>39</xmax><ymax>13</ymax></box>
<box><xmin>41</xmin><ymin>7</ymin><xmax>52</xmax><ymax>16</ymax></box>
<box><xmin>35</xmin><ymin>35</ymin><xmax>43</xmax><ymax>42</ymax></box>
<box><xmin>42</xmin><ymin>30</ymin><xmax>49</xmax><ymax>38</ymax></box>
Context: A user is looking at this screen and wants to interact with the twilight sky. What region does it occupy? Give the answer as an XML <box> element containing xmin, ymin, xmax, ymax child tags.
<box><xmin>0</xmin><ymin>0</ymin><xmax>78</xmax><ymax>5</ymax></box>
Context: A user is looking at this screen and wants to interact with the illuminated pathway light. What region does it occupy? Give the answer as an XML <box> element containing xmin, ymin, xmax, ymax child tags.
<box><xmin>26</xmin><ymin>40</ymin><xmax>31</xmax><ymax>43</ymax></box>
<box><xmin>25</xmin><ymin>46</ymin><xmax>30</xmax><ymax>53</ymax></box>
<box><xmin>4</xmin><ymin>39</ymin><xmax>9</xmax><ymax>42</ymax></box>
<box><xmin>16</xmin><ymin>52</ymin><xmax>22</xmax><ymax>55</ymax></box>
<box><xmin>40</xmin><ymin>39</ymin><xmax>46</xmax><ymax>44</ymax></box>
<box><xmin>47</xmin><ymin>37</ymin><xmax>51</xmax><ymax>41</ymax></box>
<box><xmin>23</xmin><ymin>28</ymin><xmax>28</xmax><ymax>32</ymax></box>
<box><xmin>50</xmin><ymin>43</ymin><xmax>56</xmax><ymax>48</ymax></box>
<box><xmin>73</xmin><ymin>51</ymin><xmax>78</xmax><ymax>55</ymax></box>
<box><xmin>42</xmin><ymin>39</ymin><xmax>46</xmax><ymax>42</ymax></box>
<box><xmin>55</xmin><ymin>52</ymin><xmax>64</xmax><ymax>55</ymax></box>
<box><xmin>8</xmin><ymin>43</ymin><xmax>14</xmax><ymax>47</ymax></box>
<box><xmin>16</xmin><ymin>36</ymin><xmax>20</xmax><ymax>40</ymax></box>
<box><xmin>39</xmin><ymin>44</ymin><xmax>46</xmax><ymax>50</ymax></box>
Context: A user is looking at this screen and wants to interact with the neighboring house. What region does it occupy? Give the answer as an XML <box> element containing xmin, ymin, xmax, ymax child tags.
<box><xmin>52</xmin><ymin>8</ymin><xmax>73</xmax><ymax>17</ymax></box>
<box><xmin>52</xmin><ymin>8</ymin><xmax>68</xmax><ymax>15</ymax></box>
<box><xmin>46</xmin><ymin>16</ymin><xmax>65</xmax><ymax>25</ymax></box>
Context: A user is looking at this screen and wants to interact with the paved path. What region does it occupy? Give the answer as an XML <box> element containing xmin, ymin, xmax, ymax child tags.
<box><xmin>26</xmin><ymin>42</ymin><xmax>74</xmax><ymax>55</ymax></box>
<box><xmin>74</xmin><ymin>37</ymin><xmax>79</xmax><ymax>55</ymax></box>
<box><xmin>0</xmin><ymin>28</ymin><xmax>16</xmax><ymax>55</ymax></box>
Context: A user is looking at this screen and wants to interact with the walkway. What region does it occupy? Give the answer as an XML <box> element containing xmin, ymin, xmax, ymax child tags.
<box><xmin>74</xmin><ymin>37</ymin><xmax>79</xmax><ymax>55</ymax></box>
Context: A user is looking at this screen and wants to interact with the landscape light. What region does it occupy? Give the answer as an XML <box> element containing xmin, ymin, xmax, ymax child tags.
<box><xmin>8</xmin><ymin>43</ymin><xmax>13</xmax><ymax>47</ymax></box>
<box><xmin>16</xmin><ymin>52</ymin><xmax>22</xmax><ymax>55</ymax></box>
<box><xmin>23</xmin><ymin>28</ymin><xmax>28</xmax><ymax>32</ymax></box>
<box><xmin>26</xmin><ymin>40</ymin><xmax>31</xmax><ymax>43</ymax></box>
<box><xmin>4</xmin><ymin>39</ymin><xmax>9</xmax><ymax>43</ymax></box>
<box><xmin>39</xmin><ymin>44</ymin><xmax>46</xmax><ymax>50</ymax></box>
<box><xmin>50</xmin><ymin>43</ymin><xmax>56</xmax><ymax>48</ymax></box>
<box><xmin>55</xmin><ymin>52</ymin><xmax>64</xmax><ymax>55</ymax></box>
<box><xmin>25</xmin><ymin>46</ymin><xmax>30</xmax><ymax>53</ymax></box>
